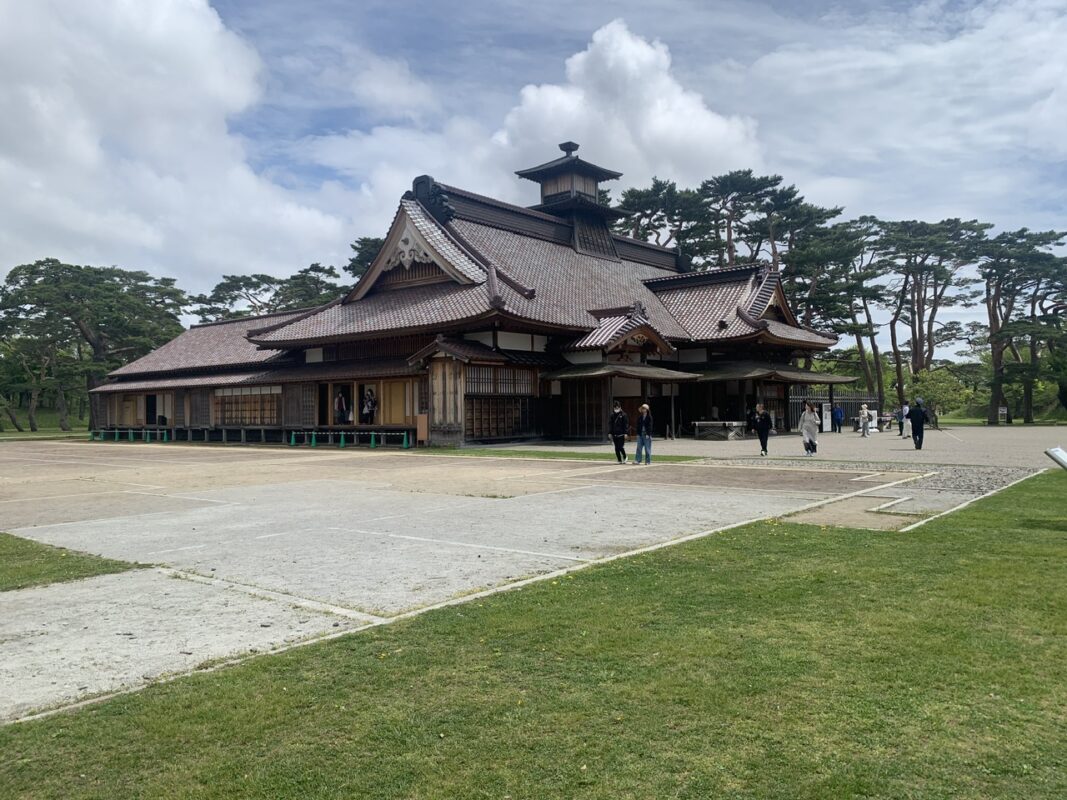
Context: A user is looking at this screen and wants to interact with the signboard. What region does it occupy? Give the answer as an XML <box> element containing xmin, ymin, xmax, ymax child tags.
<box><xmin>1046</xmin><ymin>447</ymin><xmax>1067</xmax><ymax>471</ymax></box>
<box><xmin>999</xmin><ymin>406</ymin><xmax>1008</xmax><ymax>423</ymax></box>
<box><xmin>821</xmin><ymin>403</ymin><xmax>831</xmax><ymax>433</ymax></box>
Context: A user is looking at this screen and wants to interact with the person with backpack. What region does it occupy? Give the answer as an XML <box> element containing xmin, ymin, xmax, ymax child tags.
<box><xmin>609</xmin><ymin>400</ymin><xmax>629</xmax><ymax>464</ymax></box>
<box><xmin>908</xmin><ymin>398</ymin><xmax>928</xmax><ymax>450</ymax></box>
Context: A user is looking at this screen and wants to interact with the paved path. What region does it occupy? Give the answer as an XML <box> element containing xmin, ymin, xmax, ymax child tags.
<box><xmin>0</xmin><ymin>434</ymin><xmax>1046</xmax><ymax>721</ymax></box>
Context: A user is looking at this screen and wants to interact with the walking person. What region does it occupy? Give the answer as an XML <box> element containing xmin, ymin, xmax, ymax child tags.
<box><xmin>754</xmin><ymin>403</ymin><xmax>773</xmax><ymax>457</ymax></box>
<box><xmin>609</xmin><ymin>400</ymin><xmax>629</xmax><ymax>464</ymax></box>
<box><xmin>831</xmin><ymin>403</ymin><xmax>845</xmax><ymax>434</ymax></box>
<box><xmin>634</xmin><ymin>404</ymin><xmax>653</xmax><ymax>465</ymax></box>
<box><xmin>899</xmin><ymin>401</ymin><xmax>910</xmax><ymax>437</ymax></box>
<box><xmin>908</xmin><ymin>398</ymin><xmax>928</xmax><ymax>450</ymax></box>
<box><xmin>800</xmin><ymin>401</ymin><xmax>821</xmax><ymax>457</ymax></box>
<box><xmin>859</xmin><ymin>403</ymin><xmax>872</xmax><ymax>438</ymax></box>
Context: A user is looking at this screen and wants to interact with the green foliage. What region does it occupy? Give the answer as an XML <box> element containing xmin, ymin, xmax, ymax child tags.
<box><xmin>909</xmin><ymin>369</ymin><xmax>975</xmax><ymax>415</ymax></box>
<box><xmin>344</xmin><ymin>236</ymin><xmax>385</xmax><ymax>280</ymax></box>
<box><xmin>0</xmin><ymin>532</ymin><xmax>138</xmax><ymax>592</ymax></box>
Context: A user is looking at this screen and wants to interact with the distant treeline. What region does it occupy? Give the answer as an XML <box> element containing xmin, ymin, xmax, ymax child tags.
<box><xmin>2</xmin><ymin>174</ymin><xmax>1065</xmax><ymax>431</ymax></box>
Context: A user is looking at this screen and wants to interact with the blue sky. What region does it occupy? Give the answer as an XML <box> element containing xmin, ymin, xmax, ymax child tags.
<box><xmin>1</xmin><ymin>0</ymin><xmax>1064</xmax><ymax>304</ymax></box>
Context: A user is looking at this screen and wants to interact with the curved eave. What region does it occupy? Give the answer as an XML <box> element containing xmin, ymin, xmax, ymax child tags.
<box><xmin>247</xmin><ymin>309</ymin><xmax>501</xmax><ymax>349</ymax></box>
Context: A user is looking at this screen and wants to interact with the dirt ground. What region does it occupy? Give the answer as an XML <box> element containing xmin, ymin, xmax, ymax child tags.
<box><xmin>0</xmin><ymin>436</ymin><xmax>1044</xmax><ymax>721</ymax></box>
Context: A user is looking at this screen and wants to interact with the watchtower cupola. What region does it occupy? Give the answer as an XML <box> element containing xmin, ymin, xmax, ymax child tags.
<box><xmin>515</xmin><ymin>142</ymin><xmax>624</xmax><ymax>219</ymax></box>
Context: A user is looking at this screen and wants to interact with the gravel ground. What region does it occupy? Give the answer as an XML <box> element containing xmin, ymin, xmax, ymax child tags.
<box><xmin>706</xmin><ymin>458</ymin><xmax>1039</xmax><ymax>496</ymax></box>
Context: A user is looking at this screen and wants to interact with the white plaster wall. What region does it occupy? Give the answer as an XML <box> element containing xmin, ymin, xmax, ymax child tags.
<box><xmin>611</xmin><ymin>377</ymin><xmax>642</xmax><ymax>397</ymax></box>
<box><xmin>305</xmin><ymin>348</ymin><xmax>323</xmax><ymax>363</ymax></box>
<box><xmin>678</xmin><ymin>348</ymin><xmax>707</xmax><ymax>364</ymax></box>
<box><xmin>497</xmin><ymin>331</ymin><xmax>533</xmax><ymax>351</ymax></box>
<box><xmin>564</xmin><ymin>351</ymin><xmax>602</xmax><ymax>364</ymax></box>
<box><xmin>463</xmin><ymin>331</ymin><xmax>494</xmax><ymax>347</ymax></box>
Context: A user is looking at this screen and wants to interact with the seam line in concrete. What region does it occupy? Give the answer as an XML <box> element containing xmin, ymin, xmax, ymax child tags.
<box><xmin>157</xmin><ymin>568</ymin><xmax>385</xmax><ymax>622</ymax></box>
<box><xmin>331</xmin><ymin>527</ymin><xmax>591</xmax><ymax>563</ymax></box>
<box><xmin>6</xmin><ymin>468</ymin><xmax>953</xmax><ymax>727</ymax></box>
<box><xmin>897</xmin><ymin>469</ymin><xmax>1046</xmax><ymax>532</ymax></box>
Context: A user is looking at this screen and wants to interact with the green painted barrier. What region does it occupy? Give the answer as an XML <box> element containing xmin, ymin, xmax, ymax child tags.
<box><xmin>338</xmin><ymin>432</ymin><xmax>345</xmax><ymax>448</ymax></box>
<box><xmin>370</xmin><ymin>432</ymin><xmax>377</xmax><ymax>448</ymax></box>
<box><xmin>114</xmin><ymin>429</ymin><xmax>120</xmax><ymax>442</ymax></box>
<box><xmin>127</xmin><ymin>429</ymin><xmax>134</xmax><ymax>442</ymax></box>
<box><xmin>289</xmin><ymin>431</ymin><xmax>296</xmax><ymax>446</ymax></box>
<box><xmin>402</xmin><ymin>431</ymin><xmax>409</xmax><ymax>449</ymax></box>
<box><xmin>311</xmin><ymin>431</ymin><xmax>317</xmax><ymax>447</ymax></box>
<box><xmin>163</xmin><ymin>429</ymin><xmax>169</xmax><ymax>443</ymax></box>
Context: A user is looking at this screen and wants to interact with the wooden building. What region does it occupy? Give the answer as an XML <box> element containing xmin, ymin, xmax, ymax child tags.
<box><xmin>92</xmin><ymin>143</ymin><xmax>853</xmax><ymax>445</ymax></box>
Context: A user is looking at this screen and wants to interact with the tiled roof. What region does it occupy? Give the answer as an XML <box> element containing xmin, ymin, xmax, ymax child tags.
<box><xmin>401</xmin><ymin>198</ymin><xmax>485</xmax><ymax>283</ymax></box>
<box><xmin>650</xmin><ymin>273</ymin><xmax>762</xmax><ymax>340</ymax></box>
<box><xmin>250</xmin><ymin>281</ymin><xmax>497</xmax><ymax>346</ymax></box>
<box><xmin>93</xmin><ymin>358</ymin><xmax>418</xmax><ymax>393</ymax></box>
<box><xmin>542</xmin><ymin>362</ymin><xmax>699</xmax><ymax>382</ymax></box>
<box><xmin>436</xmin><ymin>183</ymin><xmax>678</xmax><ymax>270</ymax></box>
<box><xmin>408</xmin><ymin>337</ymin><xmax>508</xmax><ymax>364</ymax></box>
<box><xmin>109</xmin><ymin>309</ymin><xmax>310</xmax><ymax>377</ymax></box>
<box><xmin>447</xmin><ymin>218</ymin><xmax>691</xmax><ymax>339</ymax></box>
<box><xmin>762</xmin><ymin>319</ymin><xmax>838</xmax><ymax>347</ymax></box>
<box><xmin>565</xmin><ymin>310</ymin><xmax>673</xmax><ymax>353</ymax></box>
<box><xmin>692</xmin><ymin>360</ymin><xmax>856</xmax><ymax>384</ymax></box>
<box><xmin>91</xmin><ymin>372</ymin><xmax>264</xmax><ymax>393</ymax></box>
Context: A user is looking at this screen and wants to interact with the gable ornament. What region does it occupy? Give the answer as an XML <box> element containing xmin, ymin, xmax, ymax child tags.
<box><xmin>384</xmin><ymin>223</ymin><xmax>435</xmax><ymax>270</ymax></box>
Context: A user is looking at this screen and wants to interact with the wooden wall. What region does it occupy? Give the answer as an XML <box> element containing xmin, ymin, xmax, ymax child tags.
<box><xmin>429</xmin><ymin>358</ymin><xmax>465</xmax><ymax>445</ymax></box>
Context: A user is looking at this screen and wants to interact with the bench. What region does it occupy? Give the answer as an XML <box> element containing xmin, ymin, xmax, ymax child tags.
<box><xmin>693</xmin><ymin>421</ymin><xmax>747</xmax><ymax>441</ymax></box>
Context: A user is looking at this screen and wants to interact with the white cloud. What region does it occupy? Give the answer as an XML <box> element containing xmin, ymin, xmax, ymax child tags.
<box><xmin>0</xmin><ymin>0</ymin><xmax>347</xmax><ymax>290</ymax></box>
<box><xmin>292</xmin><ymin>18</ymin><xmax>764</xmax><ymax>223</ymax></box>
<box><xmin>717</xmin><ymin>0</ymin><xmax>1067</xmax><ymax>228</ymax></box>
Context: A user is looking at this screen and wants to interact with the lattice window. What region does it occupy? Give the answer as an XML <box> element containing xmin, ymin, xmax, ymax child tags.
<box><xmin>465</xmin><ymin>365</ymin><xmax>535</xmax><ymax>396</ymax></box>
<box><xmin>464</xmin><ymin>397</ymin><xmax>535</xmax><ymax>440</ymax></box>
<box><xmin>213</xmin><ymin>386</ymin><xmax>282</xmax><ymax>426</ymax></box>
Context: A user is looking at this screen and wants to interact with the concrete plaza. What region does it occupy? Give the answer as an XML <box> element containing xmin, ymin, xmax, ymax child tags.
<box><xmin>0</xmin><ymin>429</ymin><xmax>1051</xmax><ymax>721</ymax></box>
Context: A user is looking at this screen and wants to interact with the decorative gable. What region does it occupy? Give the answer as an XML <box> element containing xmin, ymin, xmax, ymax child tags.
<box><xmin>345</xmin><ymin>199</ymin><xmax>486</xmax><ymax>303</ymax></box>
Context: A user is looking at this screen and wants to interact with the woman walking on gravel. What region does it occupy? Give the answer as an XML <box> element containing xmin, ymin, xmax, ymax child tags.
<box><xmin>800</xmin><ymin>401</ymin><xmax>821</xmax><ymax>457</ymax></box>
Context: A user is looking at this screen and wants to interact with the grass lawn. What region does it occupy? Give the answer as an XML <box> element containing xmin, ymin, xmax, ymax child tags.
<box><xmin>0</xmin><ymin>409</ymin><xmax>86</xmax><ymax>440</ymax></box>
<box><xmin>429</xmin><ymin>446</ymin><xmax>701</xmax><ymax>463</ymax></box>
<box><xmin>1</xmin><ymin>472</ymin><xmax>1064</xmax><ymax>799</ymax></box>
<box><xmin>0</xmin><ymin>533</ymin><xmax>139</xmax><ymax>592</ymax></box>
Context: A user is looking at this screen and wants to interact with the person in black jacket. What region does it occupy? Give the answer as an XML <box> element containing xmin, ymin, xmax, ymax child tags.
<box><xmin>754</xmin><ymin>403</ymin><xmax>773</xmax><ymax>457</ymax></box>
<box><xmin>634</xmin><ymin>403</ymin><xmax>653</xmax><ymax>464</ymax></box>
<box><xmin>609</xmin><ymin>401</ymin><xmax>629</xmax><ymax>463</ymax></box>
<box><xmin>907</xmin><ymin>398</ymin><xmax>928</xmax><ymax>450</ymax></box>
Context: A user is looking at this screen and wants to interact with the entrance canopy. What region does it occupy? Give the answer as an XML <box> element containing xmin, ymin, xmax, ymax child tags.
<box><xmin>542</xmin><ymin>362</ymin><xmax>699</xmax><ymax>382</ymax></box>
<box><xmin>697</xmin><ymin>360</ymin><xmax>857</xmax><ymax>385</ymax></box>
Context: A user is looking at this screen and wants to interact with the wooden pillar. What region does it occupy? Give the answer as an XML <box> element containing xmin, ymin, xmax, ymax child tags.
<box><xmin>670</xmin><ymin>384</ymin><xmax>676</xmax><ymax>439</ymax></box>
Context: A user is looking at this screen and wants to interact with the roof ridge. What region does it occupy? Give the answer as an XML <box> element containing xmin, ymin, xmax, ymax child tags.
<box><xmin>436</xmin><ymin>183</ymin><xmax>565</xmax><ymax>223</ymax></box>
<box><xmin>191</xmin><ymin>306</ymin><xmax>318</xmax><ymax>329</ymax></box>
<box><xmin>644</xmin><ymin>264</ymin><xmax>762</xmax><ymax>287</ymax></box>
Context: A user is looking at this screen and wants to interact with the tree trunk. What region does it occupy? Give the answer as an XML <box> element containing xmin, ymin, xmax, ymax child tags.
<box><xmin>4</xmin><ymin>405</ymin><xmax>23</xmax><ymax>431</ymax></box>
<box><xmin>987</xmin><ymin>340</ymin><xmax>1005</xmax><ymax>425</ymax></box>
<box><xmin>27</xmin><ymin>390</ymin><xmax>40</xmax><ymax>432</ymax></box>
<box><xmin>56</xmin><ymin>388</ymin><xmax>72</xmax><ymax>431</ymax></box>
<box><xmin>5</xmin><ymin>405</ymin><xmax>23</xmax><ymax>431</ymax></box>
<box><xmin>889</xmin><ymin>319</ymin><xmax>907</xmax><ymax>408</ymax></box>
<box><xmin>78</xmin><ymin>395</ymin><xmax>86</xmax><ymax>421</ymax></box>
<box><xmin>852</xmin><ymin>330</ymin><xmax>875</xmax><ymax>393</ymax></box>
